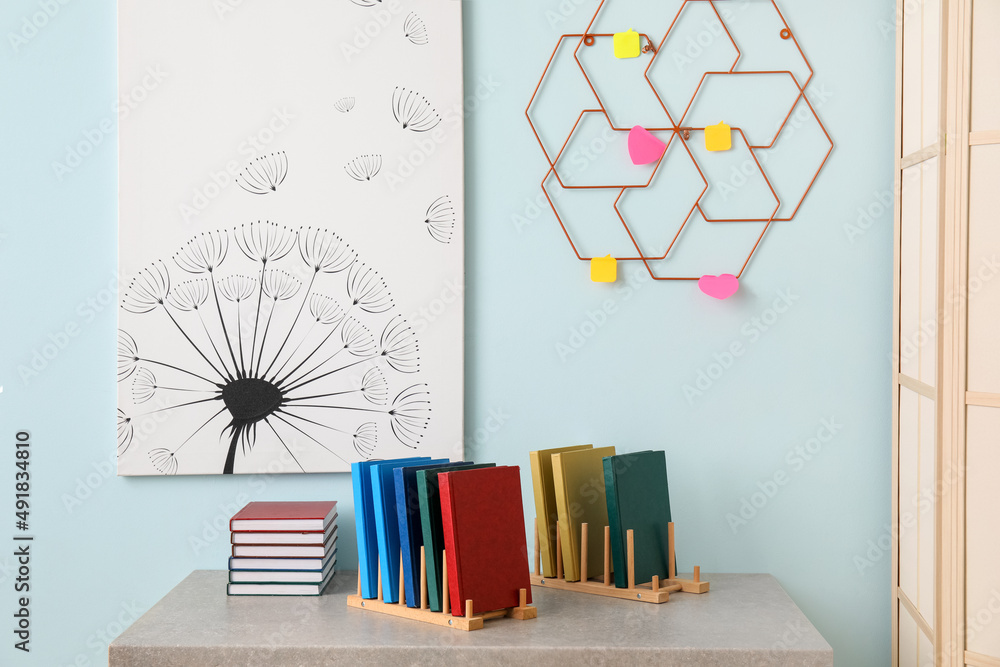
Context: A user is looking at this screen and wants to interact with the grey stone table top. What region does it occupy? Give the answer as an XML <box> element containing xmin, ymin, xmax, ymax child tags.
<box><xmin>109</xmin><ymin>570</ymin><xmax>832</xmax><ymax>666</ymax></box>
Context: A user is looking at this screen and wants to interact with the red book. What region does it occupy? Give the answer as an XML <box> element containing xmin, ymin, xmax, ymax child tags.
<box><xmin>439</xmin><ymin>466</ymin><xmax>531</xmax><ymax>616</ymax></box>
<box><xmin>229</xmin><ymin>501</ymin><xmax>337</xmax><ymax>533</ymax></box>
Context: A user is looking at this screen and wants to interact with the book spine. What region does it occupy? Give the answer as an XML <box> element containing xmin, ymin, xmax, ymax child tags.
<box><xmin>550</xmin><ymin>453</ymin><xmax>579</xmax><ymax>581</ymax></box>
<box><xmin>528</xmin><ymin>452</ymin><xmax>552</xmax><ymax>578</ymax></box>
<box><xmin>437</xmin><ymin>472</ymin><xmax>463</xmax><ymax>617</ymax></box>
<box><xmin>603</xmin><ymin>457</ymin><xmax>627</xmax><ymax>588</ymax></box>
<box><xmin>394</xmin><ymin>468</ymin><xmax>418</xmax><ymax>608</ymax></box>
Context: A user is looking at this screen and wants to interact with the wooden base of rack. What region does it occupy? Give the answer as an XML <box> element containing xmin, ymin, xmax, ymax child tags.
<box><xmin>348</xmin><ymin>547</ymin><xmax>537</xmax><ymax>631</ymax></box>
<box><xmin>530</xmin><ymin>519</ymin><xmax>709</xmax><ymax>604</ymax></box>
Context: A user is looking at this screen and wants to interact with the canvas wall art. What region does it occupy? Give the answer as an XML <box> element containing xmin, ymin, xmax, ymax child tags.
<box><xmin>117</xmin><ymin>0</ymin><xmax>464</xmax><ymax>475</ymax></box>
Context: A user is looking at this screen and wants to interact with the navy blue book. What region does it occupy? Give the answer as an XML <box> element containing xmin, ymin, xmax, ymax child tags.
<box><xmin>370</xmin><ymin>457</ymin><xmax>434</xmax><ymax>604</ymax></box>
<box><xmin>394</xmin><ymin>460</ymin><xmax>465</xmax><ymax>607</ymax></box>
<box><xmin>353</xmin><ymin>457</ymin><xmax>428</xmax><ymax>599</ymax></box>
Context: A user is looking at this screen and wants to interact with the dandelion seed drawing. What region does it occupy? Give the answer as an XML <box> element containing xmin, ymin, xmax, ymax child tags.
<box><xmin>423</xmin><ymin>195</ymin><xmax>455</xmax><ymax>244</ymax></box>
<box><xmin>344</xmin><ymin>154</ymin><xmax>382</xmax><ymax>182</ymax></box>
<box><xmin>404</xmin><ymin>13</ymin><xmax>429</xmax><ymax>45</ymax></box>
<box><xmin>391</xmin><ymin>87</ymin><xmax>441</xmax><ymax>132</ymax></box>
<box><xmin>335</xmin><ymin>96</ymin><xmax>356</xmax><ymax>113</ymax></box>
<box><xmin>236</xmin><ymin>151</ymin><xmax>289</xmax><ymax>195</ymax></box>
<box><xmin>118</xmin><ymin>221</ymin><xmax>431</xmax><ymax>475</ymax></box>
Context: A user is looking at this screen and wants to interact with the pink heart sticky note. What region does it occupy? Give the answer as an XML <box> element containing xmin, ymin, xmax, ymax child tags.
<box><xmin>698</xmin><ymin>274</ymin><xmax>739</xmax><ymax>300</ymax></box>
<box><xmin>628</xmin><ymin>126</ymin><xmax>666</xmax><ymax>165</ymax></box>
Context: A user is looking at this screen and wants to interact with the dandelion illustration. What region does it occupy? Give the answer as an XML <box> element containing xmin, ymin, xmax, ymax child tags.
<box><xmin>379</xmin><ymin>316</ymin><xmax>419</xmax><ymax>373</ymax></box>
<box><xmin>392</xmin><ymin>87</ymin><xmax>441</xmax><ymax>132</ymax></box>
<box><xmin>346</xmin><ymin>262</ymin><xmax>393</xmax><ymax>313</ymax></box>
<box><xmin>118</xmin><ymin>409</ymin><xmax>133</xmax><ymax>456</ymax></box>
<box><xmin>423</xmin><ymin>195</ymin><xmax>455</xmax><ymax>244</ymax></box>
<box><xmin>118</xmin><ymin>223</ymin><xmax>430</xmax><ymax>475</ymax></box>
<box><xmin>404</xmin><ymin>13</ymin><xmax>429</xmax><ymax>45</ymax></box>
<box><xmin>149</xmin><ymin>448</ymin><xmax>179</xmax><ymax>475</ymax></box>
<box><xmin>353</xmin><ymin>422</ymin><xmax>378</xmax><ymax>457</ymax></box>
<box><xmin>236</xmin><ymin>152</ymin><xmax>288</xmax><ymax>195</ymax></box>
<box><xmin>335</xmin><ymin>96</ymin><xmax>356</xmax><ymax>113</ymax></box>
<box><xmin>344</xmin><ymin>154</ymin><xmax>382</xmax><ymax>182</ymax></box>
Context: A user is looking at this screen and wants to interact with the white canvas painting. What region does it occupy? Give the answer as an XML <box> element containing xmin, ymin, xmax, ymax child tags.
<box><xmin>117</xmin><ymin>0</ymin><xmax>464</xmax><ymax>475</ymax></box>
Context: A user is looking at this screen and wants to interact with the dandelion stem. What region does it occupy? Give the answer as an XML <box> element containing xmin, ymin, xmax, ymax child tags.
<box><xmin>271</xmin><ymin>412</ymin><xmax>349</xmax><ymax>464</ymax></box>
<box><xmin>138</xmin><ymin>357</ymin><xmax>220</xmax><ymax>386</ymax></box>
<box><xmin>136</xmin><ymin>394</ymin><xmax>222</xmax><ymax>417</ymax></box>
<box><xmin>269</xmin><ymin>319</ymin><xmax>318</xmax><ymax>382</ymax></box>
<box><xmin>281</xmin><ymin>356</ymin><xmax>374</xmax><ymax>394</ymax></box>
<box><xmin>174</xmin><ymin>406</ymin><xmax>228</xmax><ymax>454</ymax></box>
<box><xmin>248</xmin><ymin>262</ymin><xmax>267</xmax><ymax>379</ymax></box>
<box><xmin>161</xmin><ymin>306</ymin><xmax>229</xmax><ymax>382</ymax></box>
<box><xmin>283</xmin><ymin>388</ymin><xmax>360</xmax><ymax>402</ymax></box>
<box><xmin>264</xmin><ymin>418</ymin><xmax>307</xmax><ymax>472</ymax></box>
<box><xmin>273</xmin><ymin>306</ymin><xmax>353</xmax><ymax>386</ymax></box>
<box><xmin>263</xmin><ymin>270</ymin><xmax>317</xmax><ymax>379</ymax></box>
<box><xmin>254</xmin><ymin>298</ymin><xmax>279</xmax><ymax>377</ymax></box>
<box><xmin>275</xmin><ymin>407</ymin><xmax>350</xmax><ymax>436</ymax></box>
<box><xmin>196</xmin><ymin>309</ymin><xmax>234</xmax><ymax>382</ymax></box>
<box><xmin>209</xmin><ymin>274</ymin><xmax>242</xmax><ymax>380</ymax></box>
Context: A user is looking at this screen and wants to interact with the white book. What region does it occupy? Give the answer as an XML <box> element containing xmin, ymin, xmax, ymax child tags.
<box><xmin>232</xmin><ymin>536</ymin><xmax>336</xmax><ymax>558</ymax></box>
<box><xmin>229</xmin><ymin>551</ymin><xmax>334</xmax><ymax>572</ymax></box>
<box><xmin>227</xmin><ymin>567</ymin><xmax>335</xmax><ymax>596</ymax></box>
<box><xmin>232</xmin><ymin>523</ymin><xmax>337</xmax><ymax>545</ymax></box>
<box><xmin>229</xmin><ymin>556</ymin><xmax>336</xmax><ymax>584</ymax></box>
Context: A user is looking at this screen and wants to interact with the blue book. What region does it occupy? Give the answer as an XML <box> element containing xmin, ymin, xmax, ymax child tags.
<box><xmin>352</xmin><ymin>457</ymin><xmax>428</xmax><ymax>599</ymax></box>
<box><xmin>394</xmin><ymin>460</ymin><xmax>464</xmax><ymax>607</ymax></box>
<box><xmin>370</xmin><ymin>458</ymin><xmax>432</xmax><ymax>603</ymax></box>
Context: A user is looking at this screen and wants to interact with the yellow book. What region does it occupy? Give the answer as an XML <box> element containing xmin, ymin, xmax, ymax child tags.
<box><xmin>551</xmin><ymin>446</ymin><xmax>616</xmax><ymax>582</ymax></box>
<box><xmin>529</xmin><ymin>445</ymin><xmax>593</xmax><ymax>578</ymax></box>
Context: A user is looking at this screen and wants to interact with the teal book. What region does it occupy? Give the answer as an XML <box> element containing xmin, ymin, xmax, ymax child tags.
<box><xmin>416</xmin><ymin>463</ymin><xmax>495</xmax><ymax>612</ymax></box>
<box><xmin>603</xmin><ymin>450</ymin><xmax>672</xmax><ymax>588</ymax></box>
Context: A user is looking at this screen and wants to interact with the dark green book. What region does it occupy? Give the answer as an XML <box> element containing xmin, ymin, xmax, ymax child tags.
<box><xmin>604</xmin><ymin>451</ymin><xmax>672</xmax><ymax>588</ymax></box>
<box><xmin>416</xmin><ymin>463</ymin><xmax>495</xmax><ymax>612</ymax></box>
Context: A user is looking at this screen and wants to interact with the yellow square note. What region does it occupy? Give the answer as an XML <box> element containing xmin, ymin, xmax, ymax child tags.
<box><xmin>613</xmin><ymin>29</ymin><xmax>641</xmax><ymax>59</ymax></box>
<box><xmin>591</xmin><ymin>255</ymin><xmax>617</xmax><ymax>282</ymax></box>
<box><xmin>705</xmin><ymin>121</ymin><xmax>732</xmax><ymax>151</ymax></box>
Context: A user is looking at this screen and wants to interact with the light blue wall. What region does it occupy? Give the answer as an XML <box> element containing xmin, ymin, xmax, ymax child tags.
<box><xmin>0</xmin><ymin>1</ymin><xmax>894</xmax><ymax>665</ymax></box>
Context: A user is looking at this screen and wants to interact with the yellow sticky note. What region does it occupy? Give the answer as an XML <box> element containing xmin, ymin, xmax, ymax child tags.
<box><xmin>591</xmin><ymin>255</ymin><xmax>617</xmax><ymax>282</ymax></box>
<box><xmin>705</xmin><ymin>121</ymin><xmax>732</xmax><ymax>151</ymax></box>
<box><xmin>613</xmin><ymin>29</ymin><xmax>641</xmax><ymax>59</ymax></box>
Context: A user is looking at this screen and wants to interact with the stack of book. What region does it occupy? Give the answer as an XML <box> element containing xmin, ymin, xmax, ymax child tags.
<box><xmin>227</xmin><ymin>501</ymin><xmax>338</xmax><ymax>596</ymax></box>
<box><xmin>352</xmin><ymin>457</ymin><xmax>531</xmax><ymax>615</ymax></box>
<box><xmin>530</xmin><ymin>446</ymin><xmax>673</xmax><ymax>587</ymax></box>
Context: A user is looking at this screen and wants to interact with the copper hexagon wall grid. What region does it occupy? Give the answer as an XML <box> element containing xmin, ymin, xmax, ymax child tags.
<box><xmin>526</xmin><ymin>0</ymin><xmax>833</xmax><ymax>299</ymax></box>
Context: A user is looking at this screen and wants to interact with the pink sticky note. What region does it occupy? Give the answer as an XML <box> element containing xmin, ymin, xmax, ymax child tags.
<box><xmin>698</xmin><ymin>274</ymin><xmax>739</xmax><ymax>300</ymax></box>
<box><xmin>627</xmin><ymin>126</ymin><xmax>666</xmax><ymax>165</ymax></box>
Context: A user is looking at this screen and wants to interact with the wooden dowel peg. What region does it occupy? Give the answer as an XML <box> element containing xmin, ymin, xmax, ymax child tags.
<box><xmin>356</xmin><ymin>569</ymin><xmax>362</xmax><ymax>596</ymax></box>
<box><xmin>534</xmin><ymin>518</ymin><xmax>541</xmax><ymax>576</ymax></box>
<box><xmin>694</xmin><ymin>566</ymin><xmax>700</xmax><ymax>583</ymax></box>
<box><xmin>604</xmin><ymin>525</ymin><xmax>611</xmax><ymax>586</ymax></box>
<box><xmin>420</xmin><ymin>546</ymin><xmax>428</xmax><ymax>610</ymax></box>
<box><xmin>555</xmin><ymin>521</ymin><xmax>563</xmax><ymax>580</ymax></box>
<box><xmin>399</xmin><ymin>553</ymin><xmax>406</xmax><ymax>606</ymax></box>
<box><xmin>626</xmin><ymin>529</ymin><xmax>635</xmax><ymax>590</ymax></box>
<box><xmin>668</xmin><ymin>522</ymin><xmax>676</xmax><ymax>579</ymax></box>
<box><xmin>441</xmin><ymin>549</ymin><xmax>450</xmax><ymax>616</ymax></box>
<box><xmin>652</xmin><ymin>575</ymin><xmax>660</xmax><ymax>592</ymax></box>
<box><xmin>376</xmin><ymin>555</ymin><xmax>382</xmax><ymax>601</ymax></box>
<box><xmin>465</xmin><ymin>599</ymin><xmax>474</xmax><ymax>619</ymax></box>
<box><xmin>519</xmin><ymin>588</ymin><xmax>527</xmax><ymax>608</ymax></box>
<box><xmin>580</xmin><ymin>522</ymin><xmax>589</xmax><ymax>582</ymax></box>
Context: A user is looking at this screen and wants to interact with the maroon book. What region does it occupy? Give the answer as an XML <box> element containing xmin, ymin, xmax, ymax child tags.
<box><xmin>229</xmin><ymin>501</ymin><xmax>337</xmax><ymax>533</ymax></box>
<box><xmin>439</xmin><ymin>466</ymin><xmax>531</xmax><ymax>616</ymax></box>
